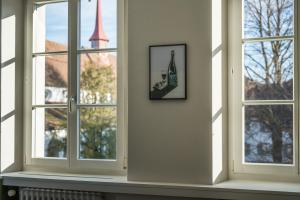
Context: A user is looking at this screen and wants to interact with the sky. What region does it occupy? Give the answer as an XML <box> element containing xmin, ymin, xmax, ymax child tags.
<box><xmin>243</xmin><ymin>0</ymin><xmax>294</xmax><ymax>85</ymax></box>
<box><xmin>45</xmin><ymin>0</ymin><xmax>117</xmax><ymax>49</ymax></box>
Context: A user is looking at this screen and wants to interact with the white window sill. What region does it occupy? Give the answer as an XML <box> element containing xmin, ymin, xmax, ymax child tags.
<box><xmin>2</xmin><ymin>172</ymin><xmax>300</xmax><ymax>200</ymax></box>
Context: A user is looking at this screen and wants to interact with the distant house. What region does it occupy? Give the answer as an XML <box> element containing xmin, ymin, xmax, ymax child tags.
<box><xmin>45</xmin><ymin>0</ymin><xmax>116</xmax><ymax>104</ymax></box>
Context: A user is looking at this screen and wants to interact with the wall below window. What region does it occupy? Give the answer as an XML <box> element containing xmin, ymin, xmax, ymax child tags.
<box><xmin>127</xmin><ymin>0</ymin><xmax>227</xmax><ymax>185</ymax></box>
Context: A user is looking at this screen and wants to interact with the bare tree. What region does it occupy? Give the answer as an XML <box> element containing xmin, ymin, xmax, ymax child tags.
<box><xmin>244</xmin><ymin>0</ymin><xmax>293</xmax><ymax>164</ymax></box>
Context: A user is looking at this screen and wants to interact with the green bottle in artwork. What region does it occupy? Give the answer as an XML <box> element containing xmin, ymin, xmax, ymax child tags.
<box><xmin>167</xmin><ymin>50</ymin><xmax>178</xmax><ymax>87</ymax></box>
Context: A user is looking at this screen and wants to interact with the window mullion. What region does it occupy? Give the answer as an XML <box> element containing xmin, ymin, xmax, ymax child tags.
<box><xmin>77</xmin><ymin>104</ymin><xmax>117</xmax><ymax>108</ymax></box>
<box><xmin>33</xmin><ymin>51</ymin><xmax>68</xmax><ymax>57</ymax></box>
<box><xmin>243</xmin><ymin>101</ymin><xmax>295</xmax><ymax>106</ymax></box>
<box><xmin>295</xmin><ymin>0</ymin><xmax>300</xmax><ymax>175</ymax></box>
<box><xmin>77</xmin><ymin>48</ymin><xmax>117</xmax><ymax>54</ymax></box>
<box><xmin>32</xmin><ymin>104</ymin><xmax>68</xmax><ymax>108</ymax></box>
<box><xmin>68</xmin><ymin>0</ymin><xmax>79</xmax><ymax>168</ymax></box>
<box><xmin>34</xmin><ymin>0</ymin><xmax>67</xmax><ymax>5</ymax></box>
<box><xmin>242</xmin><ymin>35</ymin><xmax>294</xmax><ymax>43</ymax></box>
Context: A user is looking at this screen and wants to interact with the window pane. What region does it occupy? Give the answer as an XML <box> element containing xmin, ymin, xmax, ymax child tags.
<box><xmin>79</xmin><ymin>52</ymin><xmax>117</xmax><ymax>104</ymax></box>
<box><xmin>244</xmin><ymin>40</ymin><xmax>293</xmax><ymax>100</ymax></box>
<box><xmin>33</xmin><ymin>55</ymin><xmax>68</xmax><ymax>105</ymax></box>
<box><xmin>244</xmin><ymin>0</ymin><xmax>293</xmax><ymax>38</ymax></box>
<box><xmin>244</xmin><ymin>105</ymin><xmax>293</xmax><ymax>164</ymax></box>
<box><xmin>33</xmin><ymin>2</ymin><xmax>68</xmax><ymax>53</ymax></box>
<box><xmin>79</xmin><ymin>107</ymin><xmax>116</xmax><ymax>160</ymax></box>
<box><xmin>33</xmin><ymin>108</ymin><xmax>67</xmax><ymax>158</ymax></box>
<box><xmin>80</xmin><ymin>0</ymin><xmax>117</xmax><ymax>49</ymax></box>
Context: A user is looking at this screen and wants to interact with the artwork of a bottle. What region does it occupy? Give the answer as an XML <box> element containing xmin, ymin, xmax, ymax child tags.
<box><xmin>167</xmin><ymin>50</ymin><xmax>178</xmax><ymax>87</ymax></box>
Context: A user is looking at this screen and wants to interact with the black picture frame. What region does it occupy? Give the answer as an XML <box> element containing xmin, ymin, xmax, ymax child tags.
<box><xmin>149</xmin><ymin>44</ymin><xmax>187</xmax><ymax>100</ymax></box>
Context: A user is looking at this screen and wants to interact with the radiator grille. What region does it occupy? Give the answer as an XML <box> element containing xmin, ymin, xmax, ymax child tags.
<box><xmin>19</xmin><ymin>188</ymin><xmax>103</xmax><ymax>200</ymax></box>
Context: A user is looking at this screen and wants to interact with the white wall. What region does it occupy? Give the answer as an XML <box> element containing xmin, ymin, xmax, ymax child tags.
<box><xmin>1</xmin><ymin>0</ymin><xmax>24</xmax><ymax>172</ymax></box>
<box><xmin>0</xmin><ymin>0</ymin><xmax>228</xmax><ymax>186</ymax></box>
<box><xmin>127</xmin><ymin>0</ymin><xmax>227</xmax><ymax>185</ymax></box>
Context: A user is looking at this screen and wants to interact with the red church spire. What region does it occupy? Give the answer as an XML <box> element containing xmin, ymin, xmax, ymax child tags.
<box><xmin>89</xmin><ymin>0</ymin><xmax>109</xmax><ymax>48</ymax></box>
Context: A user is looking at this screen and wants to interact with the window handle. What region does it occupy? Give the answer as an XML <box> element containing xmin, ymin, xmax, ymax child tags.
<box><xmin>68</xmin><ymin>97</ymin><xmax>75</xmax><ymax>113</ymax></box>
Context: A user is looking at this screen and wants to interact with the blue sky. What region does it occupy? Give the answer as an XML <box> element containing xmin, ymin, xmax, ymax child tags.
<box><xmin>243</xmin><ymin>0</ymin><xmax>294</xmax><ymax>85</ymax></box>
<box><xmin>45</xmin><ymin>0</ymin><xmax>117</xmax><ymax>48</ymax></box>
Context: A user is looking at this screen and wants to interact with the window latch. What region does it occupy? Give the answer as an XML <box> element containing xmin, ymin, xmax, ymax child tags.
<box><xmin>68</xmin><ymin>97</ymin><xmax>75</xmax><ymax>113</ymax></box>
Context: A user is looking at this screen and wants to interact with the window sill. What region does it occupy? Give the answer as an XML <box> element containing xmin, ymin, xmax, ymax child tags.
<box><xmin>2</xmin><ymin>172</ymin><xmax>300</xmax><ymax>199</ymax></box>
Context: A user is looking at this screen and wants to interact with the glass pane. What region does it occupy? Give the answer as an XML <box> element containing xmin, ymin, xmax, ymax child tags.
<box><xmin>80</xmin><ymin>0</ymin><xmax>117</xmax><ymax>49</ymax></box>
<box><xmin>244</xmin><ymin>105</ymin><xmax>293</xmax><ymax>164</ymax></box>
<box><xmin>80</xmin><ymin>52</ymin><xmax>117</xmax><ymax>104</ymax></box>
<box><xmin>244</xmin><ymin>0</ymin><xmax>294</xmax><ymax>38</ymax></box>
<box><xmin>79</xmin><ymin>107</ymin><xmax>117</xmax><ymax>160</ymax></box>
<box><xmin>33</xmin><ymin>2</ymin><xmax>68</xmax><ymax>53</ymax></box>
<box><xmin>32</xmin><ymin>108</ymin><xmax>67</xmax><ymax>158</ymax></box>
<box><xmin>33</xmin><ymin>55</ymin><xmax>68</xmax><ymax>105</ymax></box>
<box><xmin>244</xmin><ymin>40</ymin><xmax>293</xmax><ymax>100</ymax></box>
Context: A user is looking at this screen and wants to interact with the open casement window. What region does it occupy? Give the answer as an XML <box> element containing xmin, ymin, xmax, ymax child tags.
<box><xmin>24</xmin><ymin>0</ymin><xmax>126</xmax><ymax>173</ymax></box>
<box><xmin>229</xmin><ymin>0</ymin><xmax>299</xmax><ymax>175</ymax></box>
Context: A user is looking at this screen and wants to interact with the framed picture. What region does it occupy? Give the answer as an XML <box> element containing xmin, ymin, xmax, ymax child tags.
<box><xmin>149</xmin><ymin>44</ymin><xmax>187</xmax><ymax>100</ymax></box>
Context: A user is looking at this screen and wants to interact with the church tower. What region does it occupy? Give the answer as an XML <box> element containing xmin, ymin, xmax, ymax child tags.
<box><xmin>89</xmin><ymin>0</ymin><xmax>109</xmax><ymax>48</ymax></box>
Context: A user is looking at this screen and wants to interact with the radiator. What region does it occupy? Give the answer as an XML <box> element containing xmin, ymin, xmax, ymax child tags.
<box><xmin>19</xmin><ymin>188</ymin><xmax>103</xmax><ymax>200</ymax></box>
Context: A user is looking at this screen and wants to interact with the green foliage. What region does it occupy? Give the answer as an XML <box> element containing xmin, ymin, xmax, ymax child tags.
<box><xmin>80</xmin><ymin>107</ymin><xmax>116</xmax><ymax>159</ymax></box>
<box><xmin>45</xmin><ymin>109</ymin><xmax>67</xmax><ymax>158</ymax></box>
<box><xmin>81</xmin><ymin>61</ymin><xmax>116</xmax><ymax>104</ymax></box>
<box><xmin>79</xmin><ymin>61</ymin><xmax>117</xmax><ymax>159</ymax></box>
<box><xmin>45</xmin><ymin>60</ymin><xmax>117</xmax><ymax>160</ymax></box>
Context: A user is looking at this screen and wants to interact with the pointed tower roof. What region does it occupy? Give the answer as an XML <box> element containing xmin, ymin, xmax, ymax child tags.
<box><xmin>89</xmin><ymin>0</ymin><xmax>109</xmax><ymax>42</ymax></box>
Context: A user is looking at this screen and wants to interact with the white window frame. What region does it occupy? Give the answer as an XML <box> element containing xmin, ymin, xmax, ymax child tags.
<box><xmin>229</xmin><ymin>0</ymin><xmax>299</xmax><ymax>176</ymax></box>
<box><xmin>24</xmin><ymin>0</ymin><xmax>127</xmax><ymax>174</ymax></box>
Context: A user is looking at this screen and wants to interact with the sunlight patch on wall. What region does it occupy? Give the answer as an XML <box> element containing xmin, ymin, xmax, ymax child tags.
<box><xmin>212</xmin><ymin>51</ymin><xmax>223</xmax><ymax>182</ymax></box>
<box><xmin>32</xmin><ymin>108</ymin><xmax>45</xmax><ymax>158</ymax></box>
<box><xmin>1</xmin><ymin>63</ymin><xmax>15</xmax><ymax>118</ymax></box>
<box><xmin>1</xmin><ymin>116</ymin><xmax>15</xmax><ymax>172</ymax></box>
<box><xmin>212</xmin><ymin>114</ymin><xmax>223</xmax><ymax>182</ymax></box>
<box><xmin>1</xmin><ymin>15</ymin><xmax>16</xmax><ymax>63</ymax></box>
<box><xmin>33</xmin><ymin>5</ymin><xmax>46</xmax><ymax>53</ymax></box>
<box><xmin>212</xmin><ymin>0</ymin><xmax>223</xmax><ymax>183</ymax></box>
<box><xmin>212</xmin><ymin>52</ymin><xmax>222</xmax><ymax>115</ymax></box>
<box><xmin>1</xmin><ymin>15</ymin><xmax>16</xmax><ymax>172</ymax></box>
